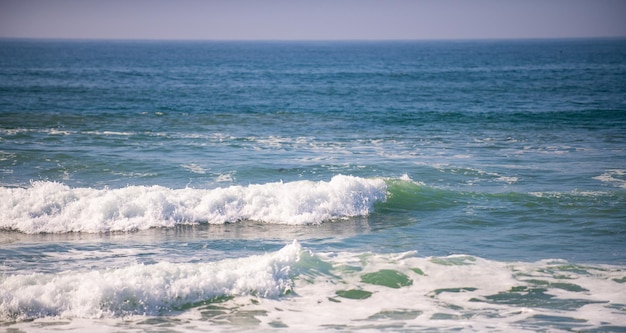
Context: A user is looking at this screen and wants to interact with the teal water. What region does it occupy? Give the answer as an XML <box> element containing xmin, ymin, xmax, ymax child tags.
<box><xmin>1</xmin><ymin>39</ymin><xmax>626</xmax><ymax>332</ymax></box>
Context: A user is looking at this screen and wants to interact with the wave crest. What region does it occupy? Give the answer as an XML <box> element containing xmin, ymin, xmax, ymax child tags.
<box><xmin>0</xmin><ymin>175</ymin><xmax>387</xmax><ymax>233</ymax></box>
<box><xmin>0</xmin><ymin>241</ymin><xmax>302</xmax><ymax>320</ymax></box>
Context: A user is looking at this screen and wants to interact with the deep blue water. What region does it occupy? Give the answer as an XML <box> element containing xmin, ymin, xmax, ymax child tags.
<box><xmin>1</xmin><ymin>39</ymin><xmax>625</xmax><ymax>332</ymax></box>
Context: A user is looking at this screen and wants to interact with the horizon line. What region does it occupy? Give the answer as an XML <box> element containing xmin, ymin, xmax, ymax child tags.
<box><xmin>2</xmin><ymin>36</ymin><xmax>626</xmax><ymax>43</ymax></box>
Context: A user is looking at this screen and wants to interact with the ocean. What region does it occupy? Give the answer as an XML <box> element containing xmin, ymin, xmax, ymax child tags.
<box><xmin>1</xmin><ymin>39</ymin><xmax>625</xmax><ymax>332</ymax></box>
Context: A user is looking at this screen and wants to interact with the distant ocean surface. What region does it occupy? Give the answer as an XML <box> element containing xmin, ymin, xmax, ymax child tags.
<box><xmin>1</xmin><ymin>39</ymin><xmax>625</xmax><ymax>332</ymax></box>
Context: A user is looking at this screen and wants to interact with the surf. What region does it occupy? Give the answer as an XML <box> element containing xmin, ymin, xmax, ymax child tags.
<box><xmin>0</xmin><ymin>175</ymin><xmax>387</xmax><ymax>233</ymax></box>
<box><xmin>2</xmin><ymin>240</ymin><xmax>624</xmax><ymax>332</ymax></box>
<box><xmin>0</xmin><ymin>241</ymin><xmax>303</xmax><ymax>320</ymax></box>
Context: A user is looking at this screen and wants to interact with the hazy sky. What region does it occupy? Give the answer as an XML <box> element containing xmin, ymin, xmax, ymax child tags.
<box><xmin>1</xmin><ymin>0</ymin><xmax>625</xmax><ymax>40</ymax></box>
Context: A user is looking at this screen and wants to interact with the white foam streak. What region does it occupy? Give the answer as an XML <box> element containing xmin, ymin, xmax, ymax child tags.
<box><xmin>0</xmin><ymin>241</ymin><xmax>302</xmax><ymax>320</ymax></box>
<box><xmin>0</xmin><ymin>175</ymin><xmax>387</xmax><ymax>233</ymax></box>
<box><xmin>594</xmin><ymin>169</ymin><xmax>626</xmax><ymax>189</ymax></box>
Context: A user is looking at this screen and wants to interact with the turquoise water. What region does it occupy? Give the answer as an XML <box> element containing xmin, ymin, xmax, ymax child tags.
<box><xmin>1</xmin><ymin>39</ymin><xmax>626</xmax><ymax>332</ymax></box>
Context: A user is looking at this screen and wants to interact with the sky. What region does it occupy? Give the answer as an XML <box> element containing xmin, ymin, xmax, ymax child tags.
<box><xmin>1</xmin><ymin>0</ymin><xmax>625</xmax><ymax>40</ymax></box>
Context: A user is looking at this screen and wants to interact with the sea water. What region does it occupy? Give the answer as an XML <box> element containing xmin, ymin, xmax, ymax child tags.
<box><xmin>1</xmin><ymin>39</ymin><xmax>625</xmax><ymax>332</ymax></box>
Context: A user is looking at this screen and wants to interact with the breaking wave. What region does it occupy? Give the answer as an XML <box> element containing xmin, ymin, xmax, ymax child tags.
<box><xmin>0</xmin><ymin>175</ymin><xmax>387</xmax><ymax>233</ymax></box>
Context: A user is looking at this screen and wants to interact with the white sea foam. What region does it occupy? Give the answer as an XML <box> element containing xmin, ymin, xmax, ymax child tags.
<box><xmin>252</xmin><ymin>251</ymin><xmax>626</xmax><ymax>332</ymax></box>
<box><xmin>2</xmin><ymin>243</ymin><xmax>625</xmax><ymax>331</ymax></box>
<box><xmin>215</xmin><ymin>172</ymin><xmax>235</xmax><ymax>183</ymax></box>
<box><xmin>46</xmin><ymin>129</ymin><xmax>71</xmax><ymax>136</ymax></box>
<box><xmin>495</xmin><ymin>175</ymin><xmax>519</xmax><ymax>184</ymax></box>
<box><xmin>0</xmin><ymin>128</ymin><xmax>33</xmax><ymax>136</ymax></box>
<box><xmin>181</xmin><ymin>163</ymin><xmax>207</xmax><ymax>174</ymax></box>
<box><xmin>0</xmin><ymin>175</ymin><xmax>387</xmax><ymax>233</ymax></box>
<box><xmin>594</xmin><ymin>169</ymin><xmax>626</xmax><ymax>189</ymax></box>
<box><xmin>422</xmin><ymin>164</ymin><xmax>520</xmax><ymax>185</ymax></box>
<box><xmin>0</xmin><ymin>241</ymin><xmax>301</xmax><ymax>321</ymax></box>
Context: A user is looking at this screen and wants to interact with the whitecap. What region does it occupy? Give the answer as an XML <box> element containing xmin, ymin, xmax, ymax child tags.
<box><xmin>0</xmin><ymin>241</ymin><xmax>302</xmax><ymax>320</ymax></box>
<box><xmin>0</xmin><ymin>175</ymin><xmax>387</xmax><ymax>233</ymax></box>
